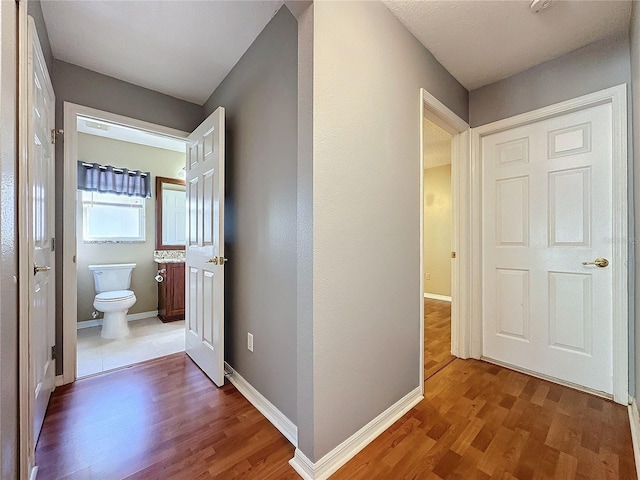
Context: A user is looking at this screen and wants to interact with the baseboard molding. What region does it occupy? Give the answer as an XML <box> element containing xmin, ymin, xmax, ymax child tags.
<box><xmin>29</xmin><ymin>466</ymin><xmax>38</xmax><ymax>480</ymax></box>
<box><xmin>77</xmin><ymin>310</ymin><xmax>159</xmax><ymax>329</ymax></box>
<box><xmin>224</xmin><ymin>362</ymin><xmax>298</xmax><ymax>447</ymax></box>
<box><xmin>423</xmin><ymin>293</ymin><xmax>451</xmax><ymax>302</ymax></box>
<box><xmin>289</xmin><ymin>386</ymin><xmax>423</xmax><ymax>480</ymax></box>
<box><xmin>628</xmin><ymin>397</ymin><xmax>640</xmax><ymax>480</ymax></box>
<box><xmin>54</xmin><ymin>375</ymin><xmax>64</xmax><ymax>387</ymax></box>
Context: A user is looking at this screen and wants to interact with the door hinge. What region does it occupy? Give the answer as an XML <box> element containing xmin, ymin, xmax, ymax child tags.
<box><xmin>51</xmin><ymin>345</ymin><xmax>56</xmax><ymax>360</ymax></box>
<box><xmin>451</xmin><ymin>251</ymin><xmax>457</xmax><ymax>259</ymax></box>
<box><xmin>73</xmin><ymin>254</ymin><xmax>76</xmax><ymax>264</ymax></box>
<box><xmin>51</xmin><ymin>129</ymin><xmax>63</xmax><ymax>144</ymax></box>
<box><xmin>51</xmin><ymin>237</ymin><xmax>55</xmax><ymax>252</ymax></box>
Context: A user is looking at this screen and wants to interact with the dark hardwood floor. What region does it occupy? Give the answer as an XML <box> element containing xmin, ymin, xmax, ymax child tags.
<box><xmin>36</xmin><ymin>340</ymin><xmax>636</xmax><ymax>479</ymax></box>
<box><xmin>35</xmin><ymin>353</ymin><xmax>297</xmax><ymax>480</ymax></box>
<box><xmin>424</xmin><ymin>298</ymin><xmax>456</xmax><ymax>381</ymax></box>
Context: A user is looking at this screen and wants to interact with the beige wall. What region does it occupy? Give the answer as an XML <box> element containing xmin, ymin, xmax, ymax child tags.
<box><xmin>424</xmin><ymin>164</ymin><xmax>452</xmax><ymax>297</ymax></box>
<box><xmin>76</xmin><ymin>133</ymin><xmax>185</xmax><ymax>323</ymax></box>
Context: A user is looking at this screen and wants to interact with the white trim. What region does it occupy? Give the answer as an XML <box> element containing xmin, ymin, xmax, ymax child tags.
<box><xmin>77</xmin><ymin>310</ymin><xmax>160</xmax><ymax>328</ymax></box>
<box><xmin>423</xmin><ymin>293</ymin><xmax>452</xmax><ymax>302</ymax></box>
<box><xmin>420</xmin><ymin>89</ymin><xmax>471</xmax><ymax>385</ymax></box>
<box><xmin>470</xmin><ymin>84</ymin><xmax>629</xmax><ymax>404</ymax></box>
<box><xmin>289</xmin><ymin>387</ymin><xmax>423</xmax><ymax>480</ymax></box>
<box><xmin>628</xmin><ymin>397</ymin><xmax>640</xmax><ymax>480</ymax></box>
<box><xmin>62</xmin><ymin>103</ymin><xmax>188</xmax><ymax>385</ymax></box>
<box><xmin>18</xmin><ymin>4</ymin><xmax>30</xmax><ymax>478</ymax></box>
<box><xmin>224</xmin><ymin>362</ymin><xmax>297</xmax><ymax>447</ymax></box>
<box><xmin>54</xmin><ymin>375</ymin><xmax>64</xmax><ymax>388</ymax></box>
<box><xmin>29</xmin><ymin>466</ymin><xmax>38</xmax><ymax>480</ymax></box>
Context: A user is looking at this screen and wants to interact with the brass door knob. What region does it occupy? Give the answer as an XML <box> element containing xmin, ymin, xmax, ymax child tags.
<box><xmin>582</xmin><ymin>257</ymin><xmax>609</xmax><ymax>268</ymax></box>
<box><xmin>207</xmin><ymin>257</ymin><xmax>219</xmax><ymax>265</ymax></box>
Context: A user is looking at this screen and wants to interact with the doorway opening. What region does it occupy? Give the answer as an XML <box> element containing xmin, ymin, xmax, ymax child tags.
<box><xmin>419</xmin><ymin>89</ymin><xmax>471</xmax><ymax>388</ymax></box>
<box><xmin>422</xmin><ymin>117</ymin><xmax>455</xmax><ymax>380</ymax></box>
<box><xmin>74</xmin><ymin>115</ymin><xmax>188</xmax><ymax>378</ymax></box>
<box><xmin>62</xmin><ymin>104</ymin><xmax>190</xmax><ymax>383</ymax></box>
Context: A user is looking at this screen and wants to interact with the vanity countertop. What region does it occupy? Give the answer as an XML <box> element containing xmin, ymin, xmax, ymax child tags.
<box><xmin>154</xmin><ymin>249</ymin><xmax>185</xmax><ymax>264</ymax></box>
<box><xmin>154</xmin><ymin>258</ymin><xmax>185</xmax><ymax>264</ymax></box>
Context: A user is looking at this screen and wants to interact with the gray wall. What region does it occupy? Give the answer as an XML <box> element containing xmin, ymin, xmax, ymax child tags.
<box><xmin>52</xmin><ymin>60</ymin><xmax>203</xmax><ymax>375</ymax></box>
<box><xmin>469</xmin><ymin>33</ymin><xmax>631</xmax><ymax>127</ymax></box>
<box><xmin>305</xmin><ymin>0</ymin><xmax>468</xmax><ymax>461</ymax></box>
<box><xmin>631</xmin><ymin>2</ymin><xmax>640</xmax><ymax>399</ymax></box>
<box><xmin>203</xmin><ymin>7</ymin><xmax>298</xmax><ymax>424</ymax></box>
<box><xmin>27</xmin><ymin>0</ymin><xmax>52</xmax><ymax>74</ymax></box>
<box><xmin>0</xmin><ymin>1</ymin><xmax>18</xmax><ymax>477</ymax></box>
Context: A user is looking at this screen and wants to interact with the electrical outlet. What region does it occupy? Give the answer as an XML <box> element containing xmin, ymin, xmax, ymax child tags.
<box><xmin>247</xmin><ymin>333</ymin><xmax>254</xmax><ymax>352</ymax></box>
<box><xmin>425</xmin><ymin>273</ymin><xmax>431</xmax><ymax>281</ymax></box>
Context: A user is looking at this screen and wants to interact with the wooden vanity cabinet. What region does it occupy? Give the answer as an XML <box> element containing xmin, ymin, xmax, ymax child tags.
<box><xmin>157</xmin><ymin>262</ymin><xmax>185</xmax><ymax>322</ymax></box>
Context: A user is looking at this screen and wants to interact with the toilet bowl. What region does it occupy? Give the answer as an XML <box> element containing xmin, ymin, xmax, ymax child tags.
<box><xmin>88</xmin><ymin>263</ymin><xmax>137</xmax><ymax>339</ymax></box>
<box><xmin>93</xmin><ymin>290</ymin><xmax>137</xmax><ymax>339</ymax></box>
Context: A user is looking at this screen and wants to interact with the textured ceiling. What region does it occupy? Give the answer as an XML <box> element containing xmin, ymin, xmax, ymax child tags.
<box><xmin>41</xmin><ymin>1</ymin><xmax>283</xmax><ymax>104</ymax></box>
<box><xmin>383</xmin><ymin>0</ymin><xmax>632</xmax><ymax>91</ymax></box>
<box><xmin>424</xmin><ymin>117</ymin><xmax>451</xmax><ymax>169</ymax></box>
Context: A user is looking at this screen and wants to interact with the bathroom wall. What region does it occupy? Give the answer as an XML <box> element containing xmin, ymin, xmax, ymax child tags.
<box><xmin>424</xmin><ymin>165</ymin><xmax>452</xmax><ymax>297</ymax></box>
<box><xmin>76</xmin><ymin>133</ymin><xmax>185</xmax><ymax>324</ymax></box>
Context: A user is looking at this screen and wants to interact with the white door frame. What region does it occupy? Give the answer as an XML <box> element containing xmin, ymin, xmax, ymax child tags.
<box><xmin>419</xmin><ymin>89</ymin><xmax>471</xmax><ymax>389</ymax></box>
<box><xmin>61</xmin><ymin>102</ymin><xmax>188</xmax><ymax>384</ymax></box>
<box><xmin>470</xmin><ymin>84</ymin><xmax>629</xmax><ymax>404</ymax></box>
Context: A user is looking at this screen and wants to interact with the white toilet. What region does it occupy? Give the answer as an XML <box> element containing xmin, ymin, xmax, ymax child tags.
<box><xmin>89</xmin><ymin>263</ymin><xmax>137</xmax><ymax>339</ymax></box>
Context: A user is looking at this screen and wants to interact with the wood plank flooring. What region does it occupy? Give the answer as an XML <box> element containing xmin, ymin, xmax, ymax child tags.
<box><xmin>36</xmin><ymin>348</ymin><xmax>636</xmax><ymax>479</ymax></box>
<box><xmin>424</xmin><ymin>298</ymin><xmax>456</xmax><ymax>381</ymax></box>
<box><xmin>35</xmin><ymin>353</ymin><xmax>297</xmax><ymax>480</ymax></box>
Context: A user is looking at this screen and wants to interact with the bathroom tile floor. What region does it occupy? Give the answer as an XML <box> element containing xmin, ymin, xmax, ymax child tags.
<box><xmin>76</xmin><ymin>316</ymin><xmax>185</xmax><ymax>378</ymax></box>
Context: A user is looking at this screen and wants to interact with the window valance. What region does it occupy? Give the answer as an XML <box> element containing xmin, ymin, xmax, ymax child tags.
<box><xmin>77</xmin><ymin>161</ymin><xmax>151</xmax><ymax>198</ymax></box>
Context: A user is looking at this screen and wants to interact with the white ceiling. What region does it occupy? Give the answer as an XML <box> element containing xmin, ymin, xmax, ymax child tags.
<box><xmin>423</xmin><ymin>117</ymin><xmax>451</xmax><ymax>169</ymax></box>
<box><xmin>383</xmin><ymin>0</ymin><xmax>632</xmax><ymax>91</ymax></box>
<box><xmin>41</xmin><ymin>1</ymin><xmax>633</xmax><ymax>103</ymax></box>
<box><xmin>77</xmin><ymin>117</ymin><xmax>186</xmax><ymax>153</ymax></box>
<box><xmin>41</xmin><ymin>0</ymin><xmax>283</xmax><ymax>105</ymax></box>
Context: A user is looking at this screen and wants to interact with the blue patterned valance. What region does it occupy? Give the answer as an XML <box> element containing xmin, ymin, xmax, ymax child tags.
<box><xmin>77</xmin><ymin>162</ymin><xmax>151</xmax><ymax>198</ymax></box>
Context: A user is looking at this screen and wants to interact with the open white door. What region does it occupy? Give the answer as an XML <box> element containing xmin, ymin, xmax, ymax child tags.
<box><xmin>185</xmin><ymin>107</ymin><xmax>226</xmax><ymax>386</ymax></box>
<box><xmin>27</xmin><ymin>17</ymin><xmax>56</xmax><ymax>444</ymax></box>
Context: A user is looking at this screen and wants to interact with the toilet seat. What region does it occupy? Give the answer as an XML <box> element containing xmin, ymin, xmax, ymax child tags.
<box><xmin>95</xmin><ymin>290</ymin><xmax>135</xmax><ymax>302</ymax></box>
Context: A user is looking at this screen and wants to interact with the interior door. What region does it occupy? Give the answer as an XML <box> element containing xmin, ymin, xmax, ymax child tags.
<box><xmin>482</xmin><ymin>102</ymin><xmax>614</xmax><ymax>394</ymax></box>
<box><xmin>185</xmin><ymin>107</ymin><xmax>226</xmax><ymax>386</ymax></box>
<box><xmin>28</xmin><ymin>17</ymin><xmax>56</xmax><ymax>442</ymax></box>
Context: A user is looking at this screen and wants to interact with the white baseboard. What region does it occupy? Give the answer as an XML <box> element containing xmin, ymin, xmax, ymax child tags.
<box><xmin>289</xmin><ymin>386</ymin><xmax>423</xmax><ymax>480</ymax></box>
<box><xmin>77</xmin><ymin>310</ymin><xmax>159</xmax><ymax>329</ymax></box>
<box><xmin>224</xmin><ymin>362</ymin><xmax>298</xmax><ymax>447</ymax></box>
<box><xmin>423</xmin><ymin>293</ymin><xmax>451</xmax><ymax>302</ymax></box>
<box><xmin>628</xmin><ymin>397</ymin><xmax>640</xmax><ymax>480</ymax></box>
<box><xmin>29</xmin><ymin>466</ymin><xmax>38</xmax><ymax>480</ymax></box>
<box><xmin>55</xmin><ymin>374</ymin><xmax>64</xmax><ymax>387</ymax></box>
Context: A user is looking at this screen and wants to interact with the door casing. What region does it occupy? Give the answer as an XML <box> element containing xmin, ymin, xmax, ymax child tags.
<box><xmin>470</xmin><ymin>84</ymin><xmax>629</xmax><ymax>404</ymax></box>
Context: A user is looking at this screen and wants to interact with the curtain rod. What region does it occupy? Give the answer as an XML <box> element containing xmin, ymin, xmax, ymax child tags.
<box><xmin>80</xmin><ymin>162</ymin><xmax>148</xmax><ymax>177</ymax></box>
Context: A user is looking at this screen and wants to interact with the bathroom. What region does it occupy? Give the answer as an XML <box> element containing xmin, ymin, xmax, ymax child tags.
<box><xmin>75</xmin><ymin>117</ymin><xmax>187</xmax><ymax>377</ymax></box>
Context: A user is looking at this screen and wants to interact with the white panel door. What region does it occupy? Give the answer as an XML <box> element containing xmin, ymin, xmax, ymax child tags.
<box><xmin>185</xmin><ymin>107</ymin><xmax>225</xmax><ymax>386</ymax></box>
<box><xmin>482</xmin><ymin>103</ymin><xmax>613</xmax><ymax>394</ymax></box>
<box><xmin>28</xmin><ymin>18</ymin><xmax>56</xmax><ymax>442</ymax></box>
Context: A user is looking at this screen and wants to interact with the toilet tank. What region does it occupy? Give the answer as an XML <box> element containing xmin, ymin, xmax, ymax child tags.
<box><xmin>88</xmin><ymin>263</ymin><xmax>136</xmax><ymax>293</ymax></box>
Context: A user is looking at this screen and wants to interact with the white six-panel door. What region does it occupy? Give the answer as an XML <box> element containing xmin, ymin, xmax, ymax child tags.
<box><xmin>28</xmin><ymin>17</ymin><xmax>56</xmax><ymax>443</ymax></box>
<box><xmin>482</xmin><ymin>102</ymin><xmax>614</xmax><ymax>395</ymax></box>
<box><xmin>185</xmin><ymin>107</ymin><xmax>225</xmax><ymax>386</ymax></box>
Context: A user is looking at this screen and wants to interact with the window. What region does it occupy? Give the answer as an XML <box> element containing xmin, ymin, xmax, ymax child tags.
<box><xmin>82</xmin><ymin>191</ymin><xmax>146</xmax><ymax>242</ymax></box>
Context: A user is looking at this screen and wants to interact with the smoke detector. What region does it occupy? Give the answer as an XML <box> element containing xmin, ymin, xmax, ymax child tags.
<box><xmin>530</xmin><ymin>0</ymin><xmax>552</xmax><ymax>13</ymax></box>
